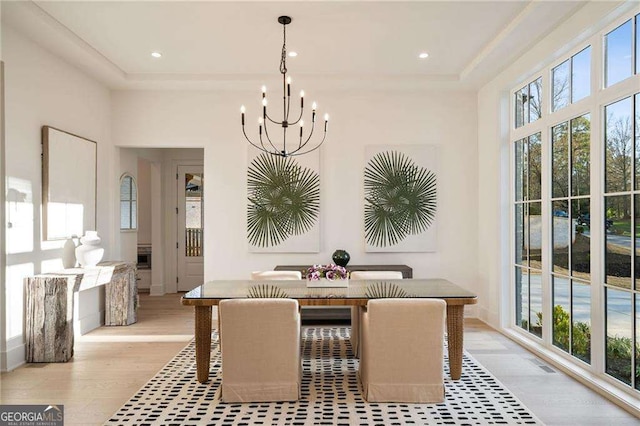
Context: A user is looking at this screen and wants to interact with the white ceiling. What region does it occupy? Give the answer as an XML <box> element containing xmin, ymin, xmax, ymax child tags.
<box><xmin>2</xmin><ymin>1</ymin><xmax>587</xmax><ymax>90</ymax></box>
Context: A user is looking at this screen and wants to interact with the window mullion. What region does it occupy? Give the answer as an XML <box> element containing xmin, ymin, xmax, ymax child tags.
<box><xmin>589</xmin><ymin>26</ymin><xmax>605</xmax><ymax>373</ymax></box>
<box><xmin>541</xmin><ymin>117</ymin><xmax>553</xmax><ymax>346</ymax></box>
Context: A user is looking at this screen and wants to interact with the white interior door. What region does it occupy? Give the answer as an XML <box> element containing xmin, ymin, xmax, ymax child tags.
<box><xmin>177</xmin><ymin>165</ymin><xmax>204</xmax><ymax>291</ymax></box>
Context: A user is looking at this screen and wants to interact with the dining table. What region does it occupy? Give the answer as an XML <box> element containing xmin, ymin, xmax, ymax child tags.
<box><xmin>181</xmin><ymin>278</ymin><xmax>478</xmax><ymax>383</ymax></box>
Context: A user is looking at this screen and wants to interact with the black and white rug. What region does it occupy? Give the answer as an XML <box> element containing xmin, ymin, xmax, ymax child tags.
<box><xmin>106</xmin><ymin>327</ymin><xmax>542</xmax><ymax>425</ymax></box>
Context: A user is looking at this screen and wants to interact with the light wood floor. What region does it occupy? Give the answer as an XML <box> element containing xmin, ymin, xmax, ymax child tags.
<box><xmin>0</xmin><ymin>293</ymin><xmax>638</xmax><ymax>425</ymax></box>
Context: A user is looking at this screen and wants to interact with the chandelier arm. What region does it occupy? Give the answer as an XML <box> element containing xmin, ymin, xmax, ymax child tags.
<box><xmin>261</xmin><ymin>120</ymin><xmax>280</xmax><ymax>153</ymax></box>
<box><xmin>288</xmin><ymin>107</ymin><xmax>304</xmax><ymax>126</ymax></box>
<box><xmin>264</xmin><ymin>111</ymin><xmax>280</xmax><ymax>125</ymax></box>
<box><xmin>243</xmin><ymin>125</ymin><xmax>272</xmax><ymax>153</ymax></box>
<box><xmin>287</xmin><ymin>131</ymin><xmax>327</xmax><ymax>157</ymax></box>
<box><xmin>258</xmin><ymin>131</ymin><xmax>272</xmax><ymax>153</ymax></box>
<box><xmin>292</xmin><ymin>119</ymin><xmax>316</xmax><ymax>153</ymax></box>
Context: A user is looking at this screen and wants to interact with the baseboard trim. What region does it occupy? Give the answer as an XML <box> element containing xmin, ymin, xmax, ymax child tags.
<box><xmin>1</xmin><ymin>343</ymin><xmax>25</xmax><ymax>372</ymax></box>
<box><xmin>478</xmin><ymin>306</ymin><xmax>499</xmax><ymax>327</ymax></box>
<box><xmin>150</xmin><ymin>284</ymin><xmax>165</xmax><ymax>296</ymax></box>
<box><xmin>74</xmin><ymin>310</ymin><xmax>103</xmax><ymax>336</ymax></box>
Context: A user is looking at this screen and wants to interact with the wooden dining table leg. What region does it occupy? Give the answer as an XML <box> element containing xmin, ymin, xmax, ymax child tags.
<box><xmin>195</xmin><ymin>305</ymin><xmax>212</xmax><ymax>383</ymax></box>
<box><xmin>446</xmin><ymin>304</ymin><xmax>464</xmax><ymax>380</ymax></box>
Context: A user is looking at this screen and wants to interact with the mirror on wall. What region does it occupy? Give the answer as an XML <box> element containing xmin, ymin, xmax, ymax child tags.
<box><xmin>42</xmin><ymin>126</ymin><xmax>97</xmax><ymax>240</ymax></box>
<box><xmin>120</xmin><ymin>173</ymin><xmax>137</xmax><ymax>230</ymax></box>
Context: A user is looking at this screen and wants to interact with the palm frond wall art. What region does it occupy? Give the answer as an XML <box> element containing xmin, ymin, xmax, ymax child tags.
<box><xmin>364</xmin><ymin>146</ymin><xmax>438</xmax><ymax>252</ymax></box>
<box><xmin>247</xmin><ymin>152</ymin><xmax>320</xmax><ymax>252</ymax></box>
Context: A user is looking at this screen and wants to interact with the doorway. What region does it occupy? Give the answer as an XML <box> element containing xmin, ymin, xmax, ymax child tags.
<box><xmin>177</xmin><ymin>165</ymin><xmax>204</xmax><ymax>291</ymax></box>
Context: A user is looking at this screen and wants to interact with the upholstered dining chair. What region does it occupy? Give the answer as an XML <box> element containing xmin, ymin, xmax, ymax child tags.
<box><xmin>349</xmin><ymin>270</ymin><xmax>404</xmax><ymax>357</ymax></box>
<box><xmin>250</xmin><ymin>270</ymin><xmax>302</xmax><ymax>280</ymax></box>
<box><xmin>359</xmin><ymin>298</ymin><xmax>446</xmax><ymax>403</ymax></box>
<box><xmin>218</xmin><ymin>298</ymin><xmax>301</xmax><ymax>402</ymax></box>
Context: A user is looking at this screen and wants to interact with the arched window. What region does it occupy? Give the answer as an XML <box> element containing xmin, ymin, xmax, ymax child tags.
<box><xmin>120</xmin><ymin>174</ymin><xmax>137</xmax><ymax>230</ymax></box>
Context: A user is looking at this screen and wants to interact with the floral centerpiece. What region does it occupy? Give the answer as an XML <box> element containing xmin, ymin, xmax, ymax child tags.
<box><xmin>306</xmin><ymin>264</ymin><xmax>349</xmax><ymax>288</ymax></box>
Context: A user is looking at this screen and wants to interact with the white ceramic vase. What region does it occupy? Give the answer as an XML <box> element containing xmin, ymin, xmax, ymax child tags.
<box><xmin>75</xmin><ymin>231</ymin><xmax>104</xmax><ymax>267</ymax></box>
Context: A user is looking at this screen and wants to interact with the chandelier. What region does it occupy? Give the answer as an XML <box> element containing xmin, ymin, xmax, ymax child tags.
<box><xmin>241</xmin><ymin>16</ymin><xmax>329</xmax><ymax>157</ymax></box>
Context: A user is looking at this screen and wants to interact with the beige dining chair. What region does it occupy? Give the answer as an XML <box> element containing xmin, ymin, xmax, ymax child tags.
<box><xmin>349</xmin><ymin>270</ymin><xmax>404</xmax><ymax>357</ymax></box>
<box><xmin>359</xmin><ymin>298</ymin><xmax>446</xmax><ymax>403</ymax></box>
<box><xmin>218</xmin><ymin>298</ymin><xmax>301</xmax><ymax>402</ymax></box>
<box><xmin>251</xmin><ymin>270</ymin><xmax>302</xmax><ymax>280</ymax></box>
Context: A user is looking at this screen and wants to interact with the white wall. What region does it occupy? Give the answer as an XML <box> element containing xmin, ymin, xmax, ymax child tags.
<box><xmin>1</xmin><ymin>26</ymin><xmax>113</xmax><ymax>370</ymax></box>
<box><xmin>0</xmin><ymin>3</ymin><xmax>7</xmax><ymax>371</ymax></box>
<box><xmin>137</xmin><ymin>157</ymin><xmax>152</xmax><ymax>245</ymax></box>
<box><xmin>112</xmin><ymin>89</ymin><xmax>479</xmax><ymax>300</ymax></box>
<box><xmin>476</xmin><ymin>1</ymin><xmax>630</xmax><ymax>327</ymax></box>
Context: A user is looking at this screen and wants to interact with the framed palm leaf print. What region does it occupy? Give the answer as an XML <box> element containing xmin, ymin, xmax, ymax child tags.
<box><xmin>247</xmin><ymin>147</ymin><xmax>320</xmax><ymax>253</ymax></box>
<box><xmin>364</xmin><ymin>145</ymin><xmax>438</xmax><ymax>252</ymax></box>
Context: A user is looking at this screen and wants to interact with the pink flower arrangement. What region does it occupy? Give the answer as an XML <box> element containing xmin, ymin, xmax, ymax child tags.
<box><xmin>306</xmin><ymin>264</ymin><xmax>348</xmax><ymax>281</ymax></box>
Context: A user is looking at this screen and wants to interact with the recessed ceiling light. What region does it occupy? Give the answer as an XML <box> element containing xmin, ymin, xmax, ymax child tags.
<box><xmin>151</xmin><ymin>51</ymin><xmax>162</xmax><ymax>58</ymax></box>
<box><xmin>418</xmin><ymin>52</ymin><xmax>429</xmax><ymax>59</ymax></box>
<box><xmin>288</xmin><ymin>51</ymin><xmax>298</xmax><ymax>57</ymax></box>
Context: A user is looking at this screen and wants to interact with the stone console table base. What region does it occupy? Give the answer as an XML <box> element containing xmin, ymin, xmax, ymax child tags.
<box><xmin>104</xmin><ymin>262</ymin><xmax>138</xmax><ymax>326</ymax></box>
<box><xmin>25</xmin><ymin>275</ymin><xmax>81</xmax><ymax>362</ymax></box>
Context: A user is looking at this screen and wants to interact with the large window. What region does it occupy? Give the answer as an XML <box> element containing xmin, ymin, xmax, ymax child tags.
<box><xmin>515</xmin><ymin>78</ymin><xmax>542</xmax><ymax>128</ymax></box>
<box><xmin>511</xmin><ymin>10</ymin><xmax>640</xmax><ymax>395</ymax></box>
<box><xmin>551</xmin><ymin>114</ymin><xmax>591</xmax><ymax>363</ymax></box>
<box><xmin>552</xmin><ymin>47</ymin><xmax>592</xmax><ymax>112</ymax></box>
<box><xmin>515</xmin><ymin>133</ymin><xmax>542</xmax><ymax>337</ymax></box>
<box><xmin>603</xmin><ymin>94</ymin><xmax>640</xmax><ymax>388</ymax></box>
<box><xmin>605</xmin><ymin>20</ymin><xmax>634</xmax><ymax>87</ymax></box>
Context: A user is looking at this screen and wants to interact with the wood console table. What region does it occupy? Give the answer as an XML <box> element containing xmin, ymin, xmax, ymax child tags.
<box><xmin>25</xmin><ymin>261</ymin><xmax>137</xmax><ymax>362</ymax></box>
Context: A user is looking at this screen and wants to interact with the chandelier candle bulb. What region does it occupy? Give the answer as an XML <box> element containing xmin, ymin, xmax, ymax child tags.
<box><xmin>261</xmin><ymin>85</ymin><xmax>266</xmax><ymax>97</ymax></box>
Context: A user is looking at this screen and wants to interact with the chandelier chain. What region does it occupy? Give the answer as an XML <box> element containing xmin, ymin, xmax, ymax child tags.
<box><xmin>279</xmin><ymin>24</ymin><xmax>287</xmax><ymax>75</ymax></box>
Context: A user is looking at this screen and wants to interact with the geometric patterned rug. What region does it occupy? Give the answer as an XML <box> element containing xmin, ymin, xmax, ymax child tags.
<box><xmin>105</xmin><ymin>327</ymin><xmax>543</xmax><ymax>425</ymax></box>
